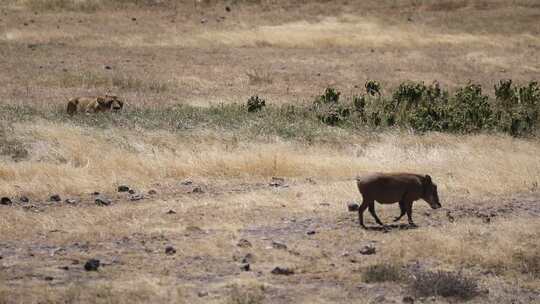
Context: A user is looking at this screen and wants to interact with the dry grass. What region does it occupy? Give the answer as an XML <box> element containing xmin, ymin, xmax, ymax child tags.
<box><xmin>1</xmin><ymin>1</ymin><xmax>540</xmax><ymax>303</ymax></box>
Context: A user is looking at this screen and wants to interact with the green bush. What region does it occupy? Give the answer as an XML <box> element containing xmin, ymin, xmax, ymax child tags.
<box><xmin>247</xmin><ymin>95</ymin><xmax>266</xmax><ymax>113</ymax></box>
<box><xmin>313</xmin><ymin>88</ymin><xmax>351</xmax><ymax>126</ymax></box>
<box><xmin>493</xmin><ymin>80</ymin><xmax>540</xmax><ymax>136</ymax></box>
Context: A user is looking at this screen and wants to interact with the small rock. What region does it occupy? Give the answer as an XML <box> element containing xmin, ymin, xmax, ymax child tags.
<box><xmin>59</xmin><ymin>266</ymin><xmax>69</xmax><ymax>270</ymax></box>
<box><xmin>306</xmin><ymin>230</ymin><xmax>316</xmax><ymax>235</ymax></box>
<box><xmin>84</xmin><ymin>259</ymin><xmax>100</xmax><ymax>271</ymax></box>
<box><xmin>129</xmin><ymin>194</ymin><xmax>144</xmax><ymax>201</ymax></box>
<box><xmin>272</xmin><ymin>241</ymin><xmax>287</xmax><ymax>250</ymax></box>
<box><xmin>242</xmin><ymin>253</ymin><xmax>255</xmax><ymax>264</ymax></box>
<box><xmin>271</xmin><ymin>267</ymin><xmax>294</xmax><ymax>275</ymax></box>
<box><xmin>198</xmin><ymin>291</ymin><xmax>208</xmax><ymax>297</ymax></box>
<box><xmin>191</xmin><ymin>186</ymin><xmax>204</xmax><ymax>194</ymax></box>
<box><xmin>225</xmin><ymin>6</ymin><xmax>231</xmax><ymax>12</ymax></box>
<box><xmin>200</xmin><ymin>18</ymin><xmax>207</xmax><ymax>24</ymax></box>
<box><xmin>237</xmin><ymin>239</ymin><xmax>252</xmax><ymax>248</ymax></box>
<box><xmin>44</xmin><ymin>276</ymin><xmax>54</xmax><ymax>281</ymax></box>
<box><xmin>95</xmin><ymin>196</ymin><xmax>111</xmax><ymax>206</ymax></box>
<box><xmin>1</xmin><ymin>197</ymin><xmax>13</xmax><ymax>205</ymax></box>
<box><xmin>165</xmin><ymin>246</ymin><xmax>176</xmax><ymax>255</ymax></box>
<box><xmin>117</xmin><ymin>185</ymin><xmax>130</xmax><ymax>192</ymax></box>
<box><xmin>348</xmin><ymin>203</ymin><xmax>359</xmax><ymax>212</ymax></box>
<box><xmin>49</xmin><ymin>194</ymin><xmax>61</xmax><ymax>202</ymax></box>
<box><xmin>131</xmin><ymin>17</ymin><xmax>137</xmax><ymax>21</ymax></box>
<box><xmin>269</xmin><ymin>177</ymin><xmax>286</xmax><ymax>187</ymax></box>
<box><xmin>240</xmin><ymin>263</ymin><xmax>250</xmax><ymax>271</ymax></box>
<box><xmin>373</xmin><ymin>294</ymin><xmax>386</xmax><ymax>303</ymax></box>
<box><xmin>104</xmin><ymin>65</ymin><xmax>112</xmax><ymax>70</ymax></box>
<box><xmin>306</xmin><ymin>177</ymin><xmax>316</xmax><ymax>184</ymax></box>
<box><xmin>65</xmin><ymin>198</ymin><xmax>77</xmax><ymax>205</ymax></box>
<box><xmin>319</xmin><ymin>202</ymin><xmax>330</xmax><ymax>206</ymax></box>
<box><xmin>148</xmin><ymin>189</ymin><xmax>157</xmax><ymax>195</ymax></box>
<box><xmin>91</xmin><ymin>191</ymin><xmax>100</xmax><ymax>196</ymax></box>
<box><xmin>128</xmin><ymin>189</ymin><xmax>136</xmax><ymax>194</ymax></box>
<box><xmin>19</xmin><ymin>196</ymin><xmax>29</xmax><ymax>203</ymax></box>
<box><xmin>166</xmin><ymin>209</ymin><xmax>177</xmax><ymax>214</ymax></box>
<box><xmin>403</xmin><ymin>296</ymin><xmax>414</xmax><ymax>304</ymax></box>
<box><xmin>181</xmin><ymin>180</ymin><xmax>193</xmax><ymax>185</ymax></box>
<box><xmin>359</xmin><ymin>244</ymin><xmax>376</xmax><ymax>255</ymax></box>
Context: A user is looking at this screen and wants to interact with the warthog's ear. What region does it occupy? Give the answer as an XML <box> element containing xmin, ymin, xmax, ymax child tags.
<box><xmin>66</xmin><ymin>99</ymin><xmax>78</xmax><ymax>115</ymax></box>
<box><xmin>424</xmin><ymin>175</ymin><xmax>432</xmax><ymax>184</ymax></box>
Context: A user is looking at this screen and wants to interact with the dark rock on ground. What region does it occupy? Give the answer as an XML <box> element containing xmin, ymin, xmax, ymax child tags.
<box><xmin>237</xmin><ymin>239</ymin><xmax>252</xmax><ymax>248</ymax></box>
<box><xmin>198</xmin><ymin>291</ymin><xmax>208</xmax><ymax>297</ymax></box>
<box><xmin>49</xmin><ymin>194</ymin><xmax>61</xmax><ymax>202</ymax></box>
<box><xmin>272</xmin><ymin>241</ymin><xmax>287</xmax><ymax>250</ymax></box>
<box><xmin>359</xmin><ymin>244</ymin><xmax>376</xmax><ymax>255</ymax></box>
<box><xmin>269</xmin><ymin>177</ymin><xmax>287</xmax><ymax>187</ymax></box>
<box><xmin>1</xmin><ymin>197</ymin><xmax>13</xmax><ymax>205</ymax></box>
<box><xmin>19</xmin><ymin>196</ymin><xmax>29</xmax><ymax>203</ymax></box>
<box><xmin>128</xmin><ymin>189</ymin><xmax>136</xmax><ymax>194</ymax></box>
<box><xmin>181</xmin><ymin>180</ymin><xmax>193</xmax><ymax>185</ymax></box>
<box><xmin>129</xmin><ymin>194</ymin><xmax>144</xmax><ymax>201</ymax></box>
<box><xmin>348</xmin><ymin>202</ymin><xmax>360</xmax><ymax>212</ymax></box>
<box><xmin>191</xmin><ymin>186</ymin><xmax>204</xmax><ymax>194</ymax></box>
<box><xmin>307</xmin><ymin>230</ymin><xmax>317</xmax><ymax>235</ymax></box>
<box><xmin>403</xmin><ymin>296</ymin><xmax>415</xmax><ymax>304</ymax></box>
<box><xmin>148</xmin><ymin>189</ymin><xmax>157</xmax><ymax>195</ymax></box>
<box><xmin>165</xmin><ymin>246</ymin><xmax>176</xmax><ymax>255</ymax></box>
<box><xmin>166</xmin><ymin>209</ymin><xmax>177</xmax><ymax>214</ymax></box>
<box><xmin>240</xmin><ymin>263</ymin><xmax>250</xmax><ymax>271</ymax></box>
<box><xmin>84</xmin><ymin>259</ymin><xmax>100</xmax><ymax>271</ymax></box>
<box><xmin>92</xmin><ymin>191</ymin><xmax>100</xmax><ymax>196</ymax></box>
<box><xmin>95</xmin><ymin>196</ymin><xmax>112</xmax><ymax>206</ymax></box>
<box><xmin>118</xmin><ymin>185</ymin><xmax>130</xmax><ymax>192</ymax></box>
<box><xmin>271</xmin><ymin>267</ymin><xmax>294</xmax><ymax>275</ymax></box>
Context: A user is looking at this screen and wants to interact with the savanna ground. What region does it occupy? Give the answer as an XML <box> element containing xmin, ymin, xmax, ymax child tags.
<box><xmin>1</xmin><ymin>0</ymin><xmax>540</xmax><ymax>303</ymax></box>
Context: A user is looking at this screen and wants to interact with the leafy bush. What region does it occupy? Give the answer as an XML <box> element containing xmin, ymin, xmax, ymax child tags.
<box><xmin>446</xmin><ymin>83</ymin><xmax>492</xmax><ymax>133</ymax></box>
<box><xmin>493</xmin><ymin>80</ymin><xmax>540</xmax><ymax>136</ymax></box>
<box><xmin>365</xmin><ymin>80</ymin><xmax>381</xmax><ymax>96</ymax></box>
<box><xmin>247</xmin><ymin>95</ymin><xmax>266</xmax><ymax>113</ymax></box>
<box><xmin>409</xmin><ymin>270</ymin><xmax>479</xmax><ymax>300</ymax></box>
<box><xmin>313</xmin><ymin>88</ymin><xmax>350</xmax><ymax>126</ymax></box>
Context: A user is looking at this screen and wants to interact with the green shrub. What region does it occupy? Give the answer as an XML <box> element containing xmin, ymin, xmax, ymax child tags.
<box><xmin>363</xmin><ymin>263</ymin><xmax>404</xmax><ymax>283</ymax></box>
<box><xmin>365</xmin><ymin>80</ymin><xmax>381</xmax><ymax>96</ymax></box>
<box><xmin>247</xmin><ymin>95</ymin><xmax>266</xmax><ymax>113</ymax></box>
<box><xmin>313</xmin><ymin>88</ymin><xmax>350</xmax><ymax>126</ymax></box>
<box><xmin>446</xmin><ymin>83</ymin><xmax>492</xmax><ymax>133</ymax></box>
<box><xmin>409</xmin><ymin>270</ymin><xmax>479</xmax><ymax>300</ymax></box>
<box><xmin>493</xmin><ymin>80</ymin><xmax>540</xmax><ymax>136</ymax></box>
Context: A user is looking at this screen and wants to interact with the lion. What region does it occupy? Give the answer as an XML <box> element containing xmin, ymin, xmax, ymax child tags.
<box><xmin>67</xmin><ymin>95</ymin><xmax>124</xmax><ymax>115</ymax></box>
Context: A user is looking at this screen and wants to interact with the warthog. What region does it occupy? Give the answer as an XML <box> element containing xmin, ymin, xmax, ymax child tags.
<box><xmin>356</xmin><ymin>173</ymin><xmax>441</xmax><ymax>228</ymax></box>
<box><xmin>67</xmin><ymin>95</ymin><xmax>124</xmax><ymax>115</ymax></box>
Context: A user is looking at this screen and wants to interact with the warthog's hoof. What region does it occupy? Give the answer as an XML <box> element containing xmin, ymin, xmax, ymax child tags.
<box><xmin>348</xmin><ymin>203</ymin><xmax>359</xmax><ymax>212</ymax></box>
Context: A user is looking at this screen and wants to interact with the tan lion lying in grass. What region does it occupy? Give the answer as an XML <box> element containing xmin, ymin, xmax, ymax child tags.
<box><xmin>67</xmin><ymin>95</ymin><xmax>124</xmax><ymax>115</ymax></box>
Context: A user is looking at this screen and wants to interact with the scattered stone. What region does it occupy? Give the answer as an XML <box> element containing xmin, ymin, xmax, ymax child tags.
<box><xmin>84</xmin><ymin>259</ymin><xmax>100</xmax><ymax>271</ymax></box>
<box><xmin>91</xmin><ymin>191</ymin><xmax>100</xmax><ymax>196</ymax></box>
<box><xmin>181</xmin><ymin>180</ymin><xmax>193</xmax><ymax>185</ymax></box>
<box><xmin>1</xmin><ymin>197</ymin><xmax>13</xmax><ymax>205</ymax></box>
<box><xmin>104</xmin><ymin>65</ymin><xmax>112</xmax><ymax>70</ymax></box>
<box><xmin>271</xmin><ymin>267</ymin><xmax>294</xmax><ymax>275</ymax></box>
<box><xmin>148</xmin><ymin>189</ymin><xmax>157</xmax><ymax>195</ymax></box>
<box><xmin>272</xmin><ymin>241</ymin><xmax>287</xmax><ymax>250</ymax></box>
<box><xmin>49</xmin><ymin>194</ymin><xmax>61</xmax><ymax>202</ymax></box>
<box><xmin>129</xmin><ymin>194</ymin><xmax>144</xmax><ymax>201</ymax></box>
<box><xmin>19</xmin><ymin>196</ymin><xmax>29</xmax><ymax>203</ymax></box>
<box><xmin>242</xmin><ymin>253</ymin><xmax>255</xmax><ymax>264</ymax></box>
<box><xmin>373</xmin><ymin>294</ymin><xmax>386</xmax><ymax>303</ymax></box>
<box><xmin>319</xmin><ymin>202</ymin><xmax>330</xmax><ymax>207</ymax></box>
<box><xmin>198</xmin><ymin>291</ymin><xmax>208</xmax><ymax>297</ymax></box>
<box><xmin>118</xmin><ymin>185</ymin><xmax>130</xmax><ymax>192</ymax></box>
<box><xmin>165</xmin><ymin>246</ymin><xmax>176</xmax><ymax>255</ymax></box>
<box><xmin>306</xmin><ymin>177</ymin><xmax>316</xmax><ymax>184</ymax></box>
<box><xmin>44</xmin><ymin>276</ymin><xmax>54</xmax><ymax>281</ymax></box>
<box><xmin>128</xmin><ymin>189</ymin><xmax>136</xmax><ymax>194</ymax></box>
<box><xmin>131</xmin><ymin>17</ymin><xmax>137</xmax><ymax>21</ymax></box>
<box><xmin>240</xmin><ymin>263</ymin><xmax>250</xmax><ymax>271</ymax></box>
<box><xmin>348</xmin><ymin>202</ymin><xmax>360</xmax><ymax>212</ymax></box>
<box><xmin>446</xmin><ymin>211</ymin><xmax>455</xmax><ymax>223</ymax></box>
<box><xmin>59</xmin><ymin>266</ymin><xmax>69</xmax><ymax>271</ymax></box>
<box><xmin>269</xmin><ymin>177</ymin><xmax>287</xmax><ymax>187</ymax></box>
<box><xmin>95</xmin><ymin>196</ymin><xmax>112</xmax><ymax>206</ymax></box>
<box><xmin>166</xmin><ymin>209</ymin><xmax>177</xmax><ymax>214</ymax></box>
<box><xmin>237</xmin><ymin>239</ymin><xmax>252</xmax><ymax>248</ymax></box>
<box><xmin>225</xmin><ymin>6</ymin><xmax>231</xmax><ymax>12</ymax></box>
<box><xmin>200</xmin><ymin>18</ymin><xmax>207</xmax><ymax>24</ymax></box>
<box><xmin>307</xmin><ymin>230</ymin><xmax>317</xmax><ymax>235</ymax></box>
<box><xmin>191</xmin><ymin>186</ymin><xmax>204</xmax><ymax>194</ymax></box>
<box><xmin>65</xmin><ymin>199</ymin><xmax>77</xmax><ymax>205</ymax></box>
<box><xmin>403</xmin><ymin>296</ymin><xmax>414</xmax><ymax>304</ymax></box>
<box><xmin>359</xmin><ymin>244</ymin><xmax>376</xmax><ymax>255</ymax></box>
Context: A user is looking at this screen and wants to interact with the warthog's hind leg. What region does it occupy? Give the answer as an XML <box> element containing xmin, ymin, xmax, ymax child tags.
<box><xmin>405</xmin><ymin>201</ymin><xmax>416</xmax><ymax>226</ymax></box>
<box><xmin>358</xmin><ymin>199</ymin><xmax>369</xmax><ymax>229</ymax></box>
<box><xmin>394</xmin><ymin>201</ymin><xmax>407</xmax><ymax>222</ymax></box>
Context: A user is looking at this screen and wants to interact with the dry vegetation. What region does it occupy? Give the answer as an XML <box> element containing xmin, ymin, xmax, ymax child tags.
<box><xmin>1</xmin><ymin>0</ymin><xmax>539</xmax><ymax>303</ymax></box>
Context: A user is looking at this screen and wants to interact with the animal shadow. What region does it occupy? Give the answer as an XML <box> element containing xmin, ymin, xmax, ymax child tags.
<box><xmin>365</xmin><ymin>223</ymin><xmax>418</xmax><ymax>232</ymax></box>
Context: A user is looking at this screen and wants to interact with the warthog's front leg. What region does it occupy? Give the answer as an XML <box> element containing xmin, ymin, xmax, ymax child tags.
<box><xmin>405</xmin><ymin>201</ymin><xmax>416</xmax><ymax>227</ymax></box>
<box><xmin>358</xmin><ymin>199</ymin><xmax>369</xmax><ymax>228</ymax></box>
<box><xmin>368</xmin><ymin>201</ymin><xmax>385</xmax><ymax>227</ymax></box>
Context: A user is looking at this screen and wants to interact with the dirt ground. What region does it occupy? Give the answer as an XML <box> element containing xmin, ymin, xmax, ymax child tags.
<box><xmin>1</xmin><ymin>1</ymin><xmax>540</xmax><ymax>303</ymax></box>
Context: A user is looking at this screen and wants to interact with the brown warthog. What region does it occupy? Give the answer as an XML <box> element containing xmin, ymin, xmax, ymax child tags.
<box><xmin>356</xmin><ymin>173</ymin><xmax>441</xmax><ymax>228</ymax></box>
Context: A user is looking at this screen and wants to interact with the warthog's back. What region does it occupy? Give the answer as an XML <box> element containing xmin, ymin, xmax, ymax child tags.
<box><xmin>356</xmin><ymin>172</ymin><xmax>424</xmax><ymax>204</ymax></box>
